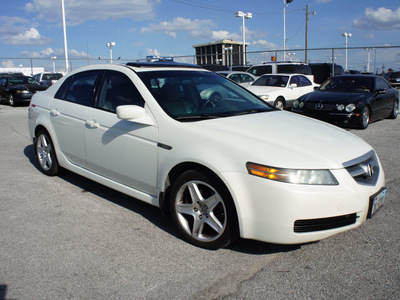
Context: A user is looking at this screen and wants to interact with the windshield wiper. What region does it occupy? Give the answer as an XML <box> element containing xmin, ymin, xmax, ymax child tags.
<box><xmin>232</xmin><ymin>108</ymin><xmax>271</xmax><ymax>116</ymax></box>
<box><xmin>176</xmin><ymin>114</ymin><xmax>227</xmax><ymax>121</ymax></box>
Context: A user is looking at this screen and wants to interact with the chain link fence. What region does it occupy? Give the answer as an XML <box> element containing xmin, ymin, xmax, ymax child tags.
<box><xmin>1</xmin><ymin>46</ymin><xmax>399</xmax><ymax>76</ymax></box>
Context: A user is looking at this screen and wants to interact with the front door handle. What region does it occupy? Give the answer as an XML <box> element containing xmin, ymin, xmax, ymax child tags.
<box><xmin>85</xmin><ymin>120</ymin><xmax>99</xmax><ymax>128</ymax></box>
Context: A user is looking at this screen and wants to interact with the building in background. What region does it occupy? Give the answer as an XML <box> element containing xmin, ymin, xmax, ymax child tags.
<box><xmin>192</xmin><ymin>40</ymin><xmax>249</xmax><ymax>71</ymax></box>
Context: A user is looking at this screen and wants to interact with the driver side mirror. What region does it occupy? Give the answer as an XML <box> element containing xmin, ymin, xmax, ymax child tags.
<box><xmin>289</xmin><ymin>83</ymin><xmax>298</xmax><ymax>88</ymax></box>
<box><xmin>376</xmin><ymin>89</ymin><xmax>386</xmax><ymax>94</ymax></box>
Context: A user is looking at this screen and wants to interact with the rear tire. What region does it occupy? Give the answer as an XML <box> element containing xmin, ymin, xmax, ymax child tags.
<box><xmin>169</xmin><ymin>170</ymin><xmax>235</xmax><ymax>249</ymax></box>
<box><xmin>35</xmin><ymin>130</ymin><xmax>60</xmax><ymax>176</ymax></box>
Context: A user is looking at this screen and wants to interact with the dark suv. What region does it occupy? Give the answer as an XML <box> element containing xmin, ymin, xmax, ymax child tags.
<box><xmin>309</xmin><ymin>63</ymin><xmax>344</xmax><ymax>84</ymax></box>
<box><xmin>382</xmin><ymin>71</ymin><xmax>400</xmax><ymax>88</ymax></box>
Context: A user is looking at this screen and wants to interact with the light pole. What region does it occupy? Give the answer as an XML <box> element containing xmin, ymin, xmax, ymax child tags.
<box><xmin>234</xmin><ymin>11</ymin><xmax>252</xmax><ymax>66</ymax></box>
<box><xmin>305</xmin><ymin>4</ymin><xmax>316</xmax><ymax>63</ymax></box>
<box><xmin>106</xmin><ymin>42</ymin><xmax>116</xmax><ymax>63</ymax></box>
<box><xmin>61</xmin><ymin>0</ymin><xmax>69</xmax><ymax>73</ymax></box>
<box><xmin>342</xmin><ymin>32</ymin><xmax>352</xmax><ymax>71</ymax></box>
<box><xmin>283</xmin><ymin>0</ymin><xmax>294</xmax><ymax>60</ymax></box>
<box><xmin>51</xmin><ymin>56</ymin><xmax>57</xmax><ymax>72</ymax></box>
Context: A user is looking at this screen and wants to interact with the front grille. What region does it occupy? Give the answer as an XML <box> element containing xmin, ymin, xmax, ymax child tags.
<box><xmin>305</xmin><ymin>102</ymin><xmax>335</xmax><ymax>111</ymax></box>
<box><xmin>294</xmin><ymin>213</ymin><xmax>358</xmax><ymax>233</ymax></box>
<box><xmin>343</xmin><ymin>150</ymin><xmax>380</xmax><ymax>185</ymax></box>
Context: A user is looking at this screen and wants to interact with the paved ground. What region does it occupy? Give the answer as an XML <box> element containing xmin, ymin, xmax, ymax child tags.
<box><xmin>0</xmin><ymin>105</ymin><xmax>399</xmax><ymax>300</ymax></box>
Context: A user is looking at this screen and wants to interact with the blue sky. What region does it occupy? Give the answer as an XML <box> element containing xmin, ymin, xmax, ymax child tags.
<box><xmin>1</xmin><ymin>0</ymin><xmax>399</xmax><ymax>72</ymax></box>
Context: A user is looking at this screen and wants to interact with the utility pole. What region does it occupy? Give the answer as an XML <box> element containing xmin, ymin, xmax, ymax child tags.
<box><xmin>305</xmin><ymin>5</ymin><xmax>309</xmax><ymax>63</ymax></box>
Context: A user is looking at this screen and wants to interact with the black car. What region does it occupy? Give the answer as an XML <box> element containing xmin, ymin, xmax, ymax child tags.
<box><xmin>292</xmin><ymin>75</ymin><xmax>399</xmax><ymax>129</ymax></box>
<box><xmin>0</xmin><ymin>75</ymin><xmax>47</xmax><ymax>106</ymax></box>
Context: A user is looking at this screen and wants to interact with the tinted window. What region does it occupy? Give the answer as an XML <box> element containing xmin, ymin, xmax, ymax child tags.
<box><xmin>240</xmin><ymin>74</ymin><xmax>255</xmax><ymax>83</ymax></box>
<box><xmin>55</xmin><ymin>71</ymin><xmax>100</xmax><ymax>106</ymax></box>
<box><xmin>253</xmin><ymin>75</ymin><xmax>289</xmax><ymax>87</ymax></box>
<box><xmin>277</xmin><ymin>64</ymin><xmax>312</xmax><ymax>75</ymax></box>
<box><xmin>247</xmin><ymin>65</ymin><xmax>272</xmax><ymax>76</ymax></box>
<box><xmin>375</xmin><ymin>77</ymin><xmax>391</xmax><ymax>90</ymax></box>
<box><xmin>298</xmin><ymin>76</ymin><xmax>312</xmax><ymax>86</ymax></box>
<box><xmin>97</xmin><ymin>71</ymin><xmax>145</xmax><ymax>112</ymax></box>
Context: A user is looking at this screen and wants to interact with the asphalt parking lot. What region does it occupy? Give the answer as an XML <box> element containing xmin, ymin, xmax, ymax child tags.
<box><xmin>0</xmin><ymin>105</ymin><xmax>399</xmax><ymax>300</ymax></box>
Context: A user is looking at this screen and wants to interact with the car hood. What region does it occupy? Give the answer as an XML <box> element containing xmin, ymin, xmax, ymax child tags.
<box><xmin>247</xmin><ymin>86</ymin><xmax>284</xmax><ymax>95</ymax></box>
<box><xmin>189</xmin><ymin>111</ymin><xmax>372</xmax><ymax>170</ymax></box>
<box><xmin>301</xmin><ymin>91</ymin><xmax>368</xmax><ymax>104</ymax></box>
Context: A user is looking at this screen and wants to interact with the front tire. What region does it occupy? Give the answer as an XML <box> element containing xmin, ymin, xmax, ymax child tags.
<box><xmin>388</xmin><ymin>99</ymin><xmax>398</xmax><ymax>119</ymax></box>
<box><xmin>359</xmin><ymin>106</ymin><xmax>370</xmax><ymax>129</ymax></box>
<box><xmin>35</xmin><ymin>130</ymin><xmax>60</xmax><ymax>176</ymax></box>
<box><xmin>274</xmin><ymin>97</ymin><xmax>285</xmax><ymax>110</ymax></box>
<box><xmin>169</xmin><ymin>170</ymin><xmax>234</xmax><ymax>249</ymax></box>
<box><xmin>7</xmin><ymin>94</ymin><xmax>15</xmax><ymax>107</ymax></box>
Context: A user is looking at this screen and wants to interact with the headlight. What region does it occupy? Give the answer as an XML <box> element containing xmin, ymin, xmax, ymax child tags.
<box><xmin>293</xmin><ymin>100</ymin><xmax>299</xmax><ymax>108</ymax></box>
<box><xmin>246</xmin><ymin>162</ymin><xmax>338</xmax><ymax>185</ymax></box>
<box><xmin>16</xmin><ymin>90</ymin><xmax>29</xmax><ymax>94</ymax></box>
<box><xmin>259</xmin><ymin>95</ymin><xmax>269</xmax><ymax>101</ymax></box>
<box><xmin>299</xmin><ymin>102</ymin><xmax>304</xmax><ymax>108</ymax></box>
<box><xmin>345</xmin><ymin>103</ymin><xmax>356</xmax><ymax>112</ymax></box>
<box><xmin>337</xmin><ymin>104</ymin><xmax>345</xmax><ymax>111</ymax></box>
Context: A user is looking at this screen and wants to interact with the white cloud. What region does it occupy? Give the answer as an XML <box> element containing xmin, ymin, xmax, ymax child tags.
<box><xmin>141</xmin><ymin>17</ymin><xmax>216</xmax><ymax>39</ymax></box>
<box><xmin>25</xmin><ymin>0</ymin><xmax>160</xmax><ymax>26</ymax></box>
<box><xmin>1</xmin><ymin>60</ymin><xmax>16</xmax><ymax>68</ymax></box>
<box><xmin>211</xmin><ymin>31</ymin><xmax>240</xmax><ymax>41</ymax></box>
<box><xmin>353</xmin><ymin>7</ymin><xmax>400</xmax><ymax>30</ymax></box>
<box><xmin>2</xmin><ymin>28</ymin><xmax>52</xmax><ymax>46</ymax></box>
<box><xmin>21</xmin><ymin>48</ymin><xmax>87</xmax><ymax>59</ymax></box>
<box><xmin>252</xmin><ymin>39</ymin><xmax>278</xmax><ymax>49</ymax></box>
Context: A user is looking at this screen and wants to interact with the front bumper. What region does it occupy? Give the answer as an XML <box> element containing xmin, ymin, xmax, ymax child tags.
<box><xmin>13</xmin><ymin>92</ymin><xmax>34</xmax><ymax>103</ymax></box>
<box><xmin>292</xmin><ymin>109</ymin><xmax>361</xmax><ymax>127</ymax></box>
<box><xmin>220</xmin><ymin>159</ymin><xmax>385</xmax><ymax>244</ymax></box>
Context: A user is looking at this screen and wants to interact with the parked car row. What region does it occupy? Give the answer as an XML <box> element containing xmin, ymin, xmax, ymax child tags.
<box><xmin>28</xmin><ymin>61</ymin><xmax>388</xmax><ymax>250</ymax></box>
<box><xmin>0</xmin><ymin>72</ymin><xmax>63</xmax><ymax>106</ymax></box>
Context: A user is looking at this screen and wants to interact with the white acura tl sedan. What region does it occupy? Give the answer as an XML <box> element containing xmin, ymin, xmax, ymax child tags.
<box><xmin>28</xmin><ymin>62</ymin><xmax>386</xmax><ymax>249</ymax></box>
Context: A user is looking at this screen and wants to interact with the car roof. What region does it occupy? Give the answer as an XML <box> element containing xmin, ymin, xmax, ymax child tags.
<box><xmin>126</xmin><ymin>61</ymin><xmax>203</xmax><ymax>69</ymax></box>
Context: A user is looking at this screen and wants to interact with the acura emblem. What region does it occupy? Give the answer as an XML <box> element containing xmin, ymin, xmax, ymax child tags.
<box><xmin>315</xmin><ymin>103</ymin><xmax>324</xmax><ymax>110</ymax></box>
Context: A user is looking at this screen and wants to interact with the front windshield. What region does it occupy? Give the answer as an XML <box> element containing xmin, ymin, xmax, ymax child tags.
<box><xmin>319</xmin><ymin>76</ymin><xmax>374</xmax><ymax>93</ymax></box>
<box><xmin>138</xmin><ymin>70</ymin><xmax>272</xmax><ymax>121</ymax></box>
<box><xmin>252</xmin><ymin>75</ymin><xmax>289</xmax><ymax>87</ymax></box>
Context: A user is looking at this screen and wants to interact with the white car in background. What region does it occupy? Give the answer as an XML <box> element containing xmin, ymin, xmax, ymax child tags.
<box><xmin>216</xmin><ymin>71</ymin><xmax>257</xmax><ymax>87</ymax></box>
<box><xmin>28</xmin><ymin>62</ymin><xmax>386</xmax><ymax>250</ymax></box>
<box><xmin>247</xmin><ymin>73</ymin><xmax>318</xmax><ymax>109</ymax></box>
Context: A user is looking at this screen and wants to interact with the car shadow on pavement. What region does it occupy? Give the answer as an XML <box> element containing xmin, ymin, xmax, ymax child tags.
<box><xmin>24</xmin><ymin>144</ymin><xmax>305</xmax><ymax>255</ymax></box>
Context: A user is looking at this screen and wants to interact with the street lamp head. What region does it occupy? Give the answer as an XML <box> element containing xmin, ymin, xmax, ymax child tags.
<box><xmin>244</xmin><ymin>12</ymin><xmax>252</xmax><ymax>19</ymax></box>
<box><xmin>342</xmin><ymin>32</ymin><xmax>352</xmax><ymax>38</ymax></box>
<box><xmin>234</xmin><ymin>11</ymin><xmax>244</xmax><ymax>17</ymax></box>
<box><xmin>106</xmin><ymin>42</ymin><xmax>116</xmax><ymax>47</ymax></box>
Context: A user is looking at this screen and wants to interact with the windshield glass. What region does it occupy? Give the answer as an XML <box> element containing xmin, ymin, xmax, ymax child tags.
<box><xmin>138</xmin><ymin>70</ymin><xmax>272</xmax><ymax>121</ymax></box>
<box><xmin>252</xmin><ymin>75</ymin><xmax>289</xmax><ymax>87</ymax></box>
<box><xmin>319</xmin><ymin>76</ymin><xmax>374</xmax><ymax>93</ymax></box>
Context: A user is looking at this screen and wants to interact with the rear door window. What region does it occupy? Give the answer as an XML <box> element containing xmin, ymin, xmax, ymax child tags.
<box><xmin>55</xmin><ymin>70</ymin><xmax>100</xmax><ymax>106</ymax></box>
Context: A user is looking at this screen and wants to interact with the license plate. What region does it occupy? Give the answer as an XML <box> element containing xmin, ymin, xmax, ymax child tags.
<box><xmin>367</xmin><ymin>188</ymin><xmax>386</xmax><ymax>218</ymax></box>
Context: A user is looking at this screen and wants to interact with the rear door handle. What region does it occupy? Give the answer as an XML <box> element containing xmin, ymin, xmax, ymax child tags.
<box><xmin>50</xmin><ymin>109</ymin><xmax>60</xmax><ymax>116</ymax></box>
